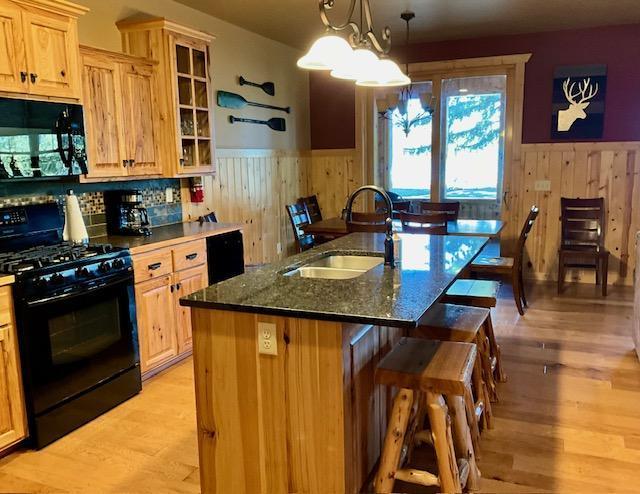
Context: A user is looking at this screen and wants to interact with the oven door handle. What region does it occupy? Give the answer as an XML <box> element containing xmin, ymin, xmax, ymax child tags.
<box><xmin>25</xmin><ymin>276</ymin><xmax>133</xmax><ymax>307</ymax></box>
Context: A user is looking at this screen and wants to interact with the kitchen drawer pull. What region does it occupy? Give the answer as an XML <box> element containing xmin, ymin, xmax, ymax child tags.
<box><xmin>30</xmin><ymin>73</ymin><xmax>37</xmax><ymax>83</ymax></box>
<box><xmin>20</xmin><ymin>71</ymin><xmax>27</xmax><ymax>83</ymax></box>
<box><xmin>170</xmin><ymin>284</ymin><xmax>175</xmax><ymax>293</ymax></box>
<box><xmin>123</xmin><ymin>159</ymin><xmax>128</xmax><ymax>168</ymax></box>
<box><xmin>185</xmin><ymin>253</ymin><xmax>198</xmax><ymax>261</ymax></box>
<box><xmin>147</xmin><ymin>262</ymin><xmax>162</xmax><ymax>271</ymax></box>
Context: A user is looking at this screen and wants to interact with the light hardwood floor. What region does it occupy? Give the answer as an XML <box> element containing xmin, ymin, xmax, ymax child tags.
<box><xmin>0</xmin><ymin>282</ymin><xmax>638</xmax><ymax>493</ymax></box>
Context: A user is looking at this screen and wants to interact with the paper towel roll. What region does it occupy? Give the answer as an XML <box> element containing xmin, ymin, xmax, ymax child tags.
<box><xmin>63</xmin><ymin>190</ymin><xmax>88</xmax><ymax>244</ymax></box>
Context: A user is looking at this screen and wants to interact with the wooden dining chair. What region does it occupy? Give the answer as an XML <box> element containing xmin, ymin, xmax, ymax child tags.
<box><xmin>298</xmin><ymin>195</ymin><xmax>323</xmax><ymax>223</ymax></box>
<box><xmin>391</xmin><ymin>200</ymin><xmax>411</xmax><ymax>219</ymax></box>
<box><xmin>470</xmin><ymin>205</ymin><xmax>539</xmax><ymax>315</ymax></box>
<box><xmin>558</xmin><ymin>197</ymin><xmax>609</xmax><ymax>296</ymax></box>
<box><xmin>286</xmin><ymin>203</ymin><xmax>315</xmax><ymax>252</ymax></box>
<box><xmin>346</xmin><ymin>212</ymin><xmax>388</xmax><ymax>233</ymax></box>
<box><xmin>419</xmin><ymin>201</ymin><xmax>461</xmax><ymax>220</ymax></box>
<box><xmin>399</xmin><ymin>211</ymin><xmax>448</xmax><ymax>234</ymax></box>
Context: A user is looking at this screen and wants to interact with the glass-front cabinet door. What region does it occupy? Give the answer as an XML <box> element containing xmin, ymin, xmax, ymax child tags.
<box><xmin>174</xmin><ymin>41</ymin><xmax>213</xmax><ymax>175</ymax></box>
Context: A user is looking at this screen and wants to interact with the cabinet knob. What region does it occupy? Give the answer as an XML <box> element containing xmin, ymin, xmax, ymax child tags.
<box><xmin>61</xmin><ymin>70</ymin><xmax>66</xmax><ymax>77</ymax></box>
<box><xmin>179</xmin><ymin>158</ymin><xmax>185</xmax><ymax>166</ymax></box>
<box><xmin>30</xmin><ymin>73</ymin><xmax>37</xmax><ymax>83</ymax></box>
<box><xmin>123</xmin><ymin>159</ymin><xmax>128</xmax><ymax>168</ymax></box>
<box><xmin>130</xmin><ymin>159</ymin><xmax>136</xmax><ymax>167</ymax></box>
<box><xmin>20</xmin><ymin>71</ymin><xmax>27</xmax><ymax>83</ymax></box>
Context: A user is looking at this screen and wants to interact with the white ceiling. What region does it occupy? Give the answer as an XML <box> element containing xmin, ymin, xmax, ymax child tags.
<box><xmin>175</xmin><ymin>0</ymin><xmax>640</xmax><ymax>50</ymax></box>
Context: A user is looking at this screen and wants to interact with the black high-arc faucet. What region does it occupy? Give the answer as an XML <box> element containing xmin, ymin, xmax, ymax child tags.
<box><xmin>344</xmin><ymin>185</ymin><xmax>395</xmax><ymax>268</ymax></box>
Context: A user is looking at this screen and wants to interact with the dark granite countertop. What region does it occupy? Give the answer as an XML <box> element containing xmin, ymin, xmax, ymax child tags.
<box><xmin>93</xmin><ymin>222</ymin><xmax>242</xmax><ymax>254</ymax></box>
<box><xmin>181</xmin><ymin>233</ymin><xmax>488</xmax><ymax>328</ymax></box>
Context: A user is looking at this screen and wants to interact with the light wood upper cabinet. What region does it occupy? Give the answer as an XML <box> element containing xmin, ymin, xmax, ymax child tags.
<box><xmin>174</xmin><ymin>264</ymin><xmax>208</xmax><ymax>353</ymax></box>
<box><xmin>0</xmin><ymin>2</ymin><xmax>28</xmax><ymax>94</ymax></box>
<box><xmin>81</xmin><ymin>51</ymin><xmax>126</xmax><ymax>178</ymax></box>
<box><xmin>134</xmin><ymin>274</ymin><xmax>178</xmax><ymax>374</ymax></box>
<box><xmin>80</xmin><ymin>47</ymin><xmax>161</xmax><ymax>180</ymax></box>
<box><xmin>0</xmin><ymin>285</ymin><xmax>27</xmax><ymax>453</ymax></box>
<box><xmin>118</xmin><ymin>18</ymin><xmax>215</xmax><ymax>177</ymax></box>
<box><xmin>0</xmin><ymin>0</ymin><xmax>86</xmax><ymax>99</ymax></box>
<box><xmin>120</xmin><ymin>62</ymin><xmax>161</xmax><ymax>176</ymax></box>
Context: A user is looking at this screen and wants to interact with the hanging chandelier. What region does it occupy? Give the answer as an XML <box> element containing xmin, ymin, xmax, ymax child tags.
<box><xmin>379</xmin><ymin>11</ymin><xmax>436</xmax><ymax>136</ymax></box>
<box><xmin>297</xmin><ymin>0</ymin><xmax>410</xmax><ymax>87</ymax></box>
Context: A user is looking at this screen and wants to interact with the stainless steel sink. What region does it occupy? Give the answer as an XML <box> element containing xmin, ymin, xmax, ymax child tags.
<box><xmin>284</xmin><ymin>255</ymin><xmax>383</xmax><ymax>280</ymax></box>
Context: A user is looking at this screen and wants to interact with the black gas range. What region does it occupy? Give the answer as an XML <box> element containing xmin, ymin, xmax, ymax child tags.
<box><xmin>0</xmin><ymin>202</ymin><xmax>141</xmax><ymax>449</ymax></box>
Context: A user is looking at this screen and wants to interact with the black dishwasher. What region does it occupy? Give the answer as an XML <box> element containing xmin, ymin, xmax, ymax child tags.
<box><xmin>206</xmin><ymin>230</ymin><xmax>245</xmax><ymax>284</ymax></box>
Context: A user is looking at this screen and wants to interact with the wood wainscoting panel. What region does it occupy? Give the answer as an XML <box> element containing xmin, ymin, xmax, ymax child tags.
<box><xmin>503</xmin><ymin>141</ymin><xmax>640</xmax><ymax>286</ymax></box>
<box><xmin>180</xmin><ymin>148</ymin><xmax>362</xmax><ymax>266</ymax></box>
<box><xmin>180</xmin><ymin>149</ymin><xmax>309</xmax><ymax>265</ymax></box>
<box><xmin>308</xmin><ymin>149</ymin><xmax>362</xmax><ymax>219</ymax></box>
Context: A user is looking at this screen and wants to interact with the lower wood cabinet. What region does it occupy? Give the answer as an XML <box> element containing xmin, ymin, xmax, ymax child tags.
<box><xmin>174</xmin><ymin>264</ymin><xmax>208</xmax><ymax>354</ymax></box>
<box><xmin>0</xmin><ymin>284</ymin><xmax>27</xmax><ymax>453</ymax></box>
<box><xmin>133</xmin><ymin>240</ymin><xmax>208</xmax><ymax>376</ymax></box>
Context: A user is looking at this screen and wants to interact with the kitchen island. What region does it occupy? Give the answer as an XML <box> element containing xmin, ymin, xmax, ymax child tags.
<box><xmin>181</xmin><ymin>232</ymin><xmax>488</xmax><ymax>494</ymax></box>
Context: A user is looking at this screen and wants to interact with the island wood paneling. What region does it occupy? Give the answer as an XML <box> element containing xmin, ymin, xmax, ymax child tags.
<box><xmin>190</xmin><ymin>308</ymin><xmax>403</xmax><ymax>494</ymax></box>
<box><xmin>504</xmin><ymin>141</ymin><xmax>640</xmax><ymax>285</ymax></box>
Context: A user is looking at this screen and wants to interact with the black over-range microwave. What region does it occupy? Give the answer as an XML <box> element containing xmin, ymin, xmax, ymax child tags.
<box><xmin>0</xmin><ymin>97</ymin><xmax>87</xmax><ymax>179</ymax></box>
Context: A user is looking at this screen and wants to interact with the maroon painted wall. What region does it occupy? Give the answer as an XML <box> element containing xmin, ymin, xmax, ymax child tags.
<box><xmin>309</xmin><ymin>23</ymin><xmax>640</xmax><ymax>148</ymax></box>
<box><xmin>310</xmin><ymin>71</ymin><xmax>356</xmax><ymax>149</ymax></box>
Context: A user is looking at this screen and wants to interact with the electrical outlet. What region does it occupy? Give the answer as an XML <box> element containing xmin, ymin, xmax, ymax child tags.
<box><xmin>534</xmin><ymin>180</ymin><xmax>551</xmax><ymax>192</ymax></box>
<box><xmin>165</xmin><ymin>187</ymin><xmax>174</xmax><ymax>203</ymax></box>
<box><xmin>276</xmin><ymin>242</ymin><xmax>282</xmax><ymax>254</ymax></box>
<box><xmin>258</xmin><ymin>322</ymin><xmax>277</xmax><ymax>355</ymax></box>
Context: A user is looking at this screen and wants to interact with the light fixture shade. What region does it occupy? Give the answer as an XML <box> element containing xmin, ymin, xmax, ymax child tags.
<box><xmin>296</xmin><ymin>35</ymin><xmax>353</xmax><ymax>71</ymax></box>
<box><xmin>356</xmin><ymin>59</ymin><xmax>411</xmax><ymax>87</ymax></box>
<box><xmin>331</xmin><ymin>48</ymin><xmax>379</xmax><ymax>81</ymax></box>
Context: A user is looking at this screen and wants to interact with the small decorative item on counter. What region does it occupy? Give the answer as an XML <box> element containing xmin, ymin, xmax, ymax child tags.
<box><xmin>63</xmin><ymin>189</ymin><xmax>88</xmax><ymax>244</ymax></box>
<box><xmin>238</xmin><ymin>76</ymin><xmax>275</xmax><ymax>96</ymax></box>
<box><xmin>190</xmin><ymin>176</ymin><xmax>205</xmax><ymax>203</ymax></box>
<box><xmin>228</xmin><ymin>115</ymin><xmax>286</xmax><ymax>132</ymax></box>
<box><xmin>217</xmin><ymin>90</ymin><xmax>290</xmax><ymax>114</ymax></box>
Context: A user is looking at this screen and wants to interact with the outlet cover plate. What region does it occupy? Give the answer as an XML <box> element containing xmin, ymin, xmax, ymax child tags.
<box><xmin>258</xmin><ymin>322</ymin><xmax>277</xmax><ymax>356</ymax></box>
<box><xmin>165</xmin><ymin>187</ymin><xmax>174</xmax><ymax>203</ymax></box>
<box><xmin>534</xmin><ymin>180</ymin><xmax>551</xmax><ymax>191</ymax></box>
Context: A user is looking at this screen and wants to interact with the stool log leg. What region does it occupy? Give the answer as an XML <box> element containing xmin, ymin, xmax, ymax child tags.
<box><xmin>374</xmin><ymin>388</ymin><xmax>414</xmax><ymax>493</ymax></box>
<box><xmin>446</xmin><ymin>393</ymin><xmax>481</xmax><ymax>491</ymax></box>
<box><xmin>483</xmin><ymin>316</ymin><xmax>506</xmax><ymax>383</ymax></box>
<box><xmin>463</xmin><ymin>385</ymin><xmax>481</xmax><ymax>456</ymax></box>
<box><xmin>472</xmin><ymin>353</ymin><xmax>492</xmax><ymax>429</ymax></box>
<box><xmin>426</xmin><ymin>391</ymin><xmax>462</xmax><ymax>494</ymax></box>
<box><xmin>477</xmin><ymin>327</ymin><xmax>498</xmax><ymax>402</ymax></box>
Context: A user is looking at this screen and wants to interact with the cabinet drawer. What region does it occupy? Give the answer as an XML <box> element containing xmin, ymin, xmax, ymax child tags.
<box><xmin>172</xmin><ymin>239</ymin><xmax>206</xmax><ymax>272</ymax></box>
<box><xmin>132</xmin><ymin>248</ymin><xmax>173</xmax><ymax>283</ymax></box>
<box><xmin>0</xmin><ymin>286</ymin><xmax>13</xmax><ymax>328</ymax></box>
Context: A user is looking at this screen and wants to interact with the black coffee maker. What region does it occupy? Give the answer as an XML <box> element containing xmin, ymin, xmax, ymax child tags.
<box><xmin>104</xmin><ymin>190</ymin><xmax>152</xmax><ymax>236</ymax></box>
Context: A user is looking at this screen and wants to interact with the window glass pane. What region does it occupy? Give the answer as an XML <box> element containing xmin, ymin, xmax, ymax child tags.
<box><xmin>176</xmin><ymin>45</ymin><xmax>190</xmax><ymax>74</ymax></box>
<box><xmin>384</xmin><ymin>82</ymin><xmax>433</xmax><ymax>199</ymax></box>
<box><xmin>442</xmin><ymin>75</ymin><xmax>506</xmax><ymax>201</ymax></box>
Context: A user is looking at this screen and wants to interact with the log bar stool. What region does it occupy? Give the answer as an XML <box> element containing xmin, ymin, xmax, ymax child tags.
<box><xmin>375</xmin><ymin>338</ymin><xmax>481</xmax><ymax>493</ymax></box>
<box><xmin>442</xmin><ymin>280</ymin><xmax>506</xmax><ymax>383</ymax></box>
<box><xmin>417</xmin><ymin>303</ymin><xmax>499</xmax><ymax>408</ymax></box>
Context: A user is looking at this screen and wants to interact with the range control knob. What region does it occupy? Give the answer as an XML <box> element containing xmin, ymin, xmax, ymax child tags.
<box><xmin>33</xmin><ymin>276</ymin><xmax>47</xmax><ymax>288</ymax></box>
<box><xmin>75</xmin><ymin>267</ymin><xmax>90</xmax><ymax>277</ymax></box>
<box><xmin>98</xmin><ymin>261</ymin><xmax>112</xmax><ymax>273</ymax></box>
<box><xmin>50</xmin><ymin>273</ymin><xmax>65</xmax><ymax>285</ymax></box>
<box><xmin>112</xmin><ymin>258</ymin><xmax>125</xmax><ymax>269</ymax></box>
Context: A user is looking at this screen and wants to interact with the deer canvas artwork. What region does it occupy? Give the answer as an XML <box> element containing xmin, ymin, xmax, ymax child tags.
<box><xmin>551</xmin><ymin>65</ymin><xmax>607</xmax><ymax>139</ymax></box>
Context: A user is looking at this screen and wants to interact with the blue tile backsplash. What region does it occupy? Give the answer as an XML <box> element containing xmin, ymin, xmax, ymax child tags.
<box><xmin>0</xmin><ymin>179</ymin><xmax>183</xmax><ymax>236</ymax></box>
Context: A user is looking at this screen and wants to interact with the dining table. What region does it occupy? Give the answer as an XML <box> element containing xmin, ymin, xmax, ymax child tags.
<box><xmin>302</xmin><ymin>216</ymin><xmax>506</xmax><ymax>238</ymax></box>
